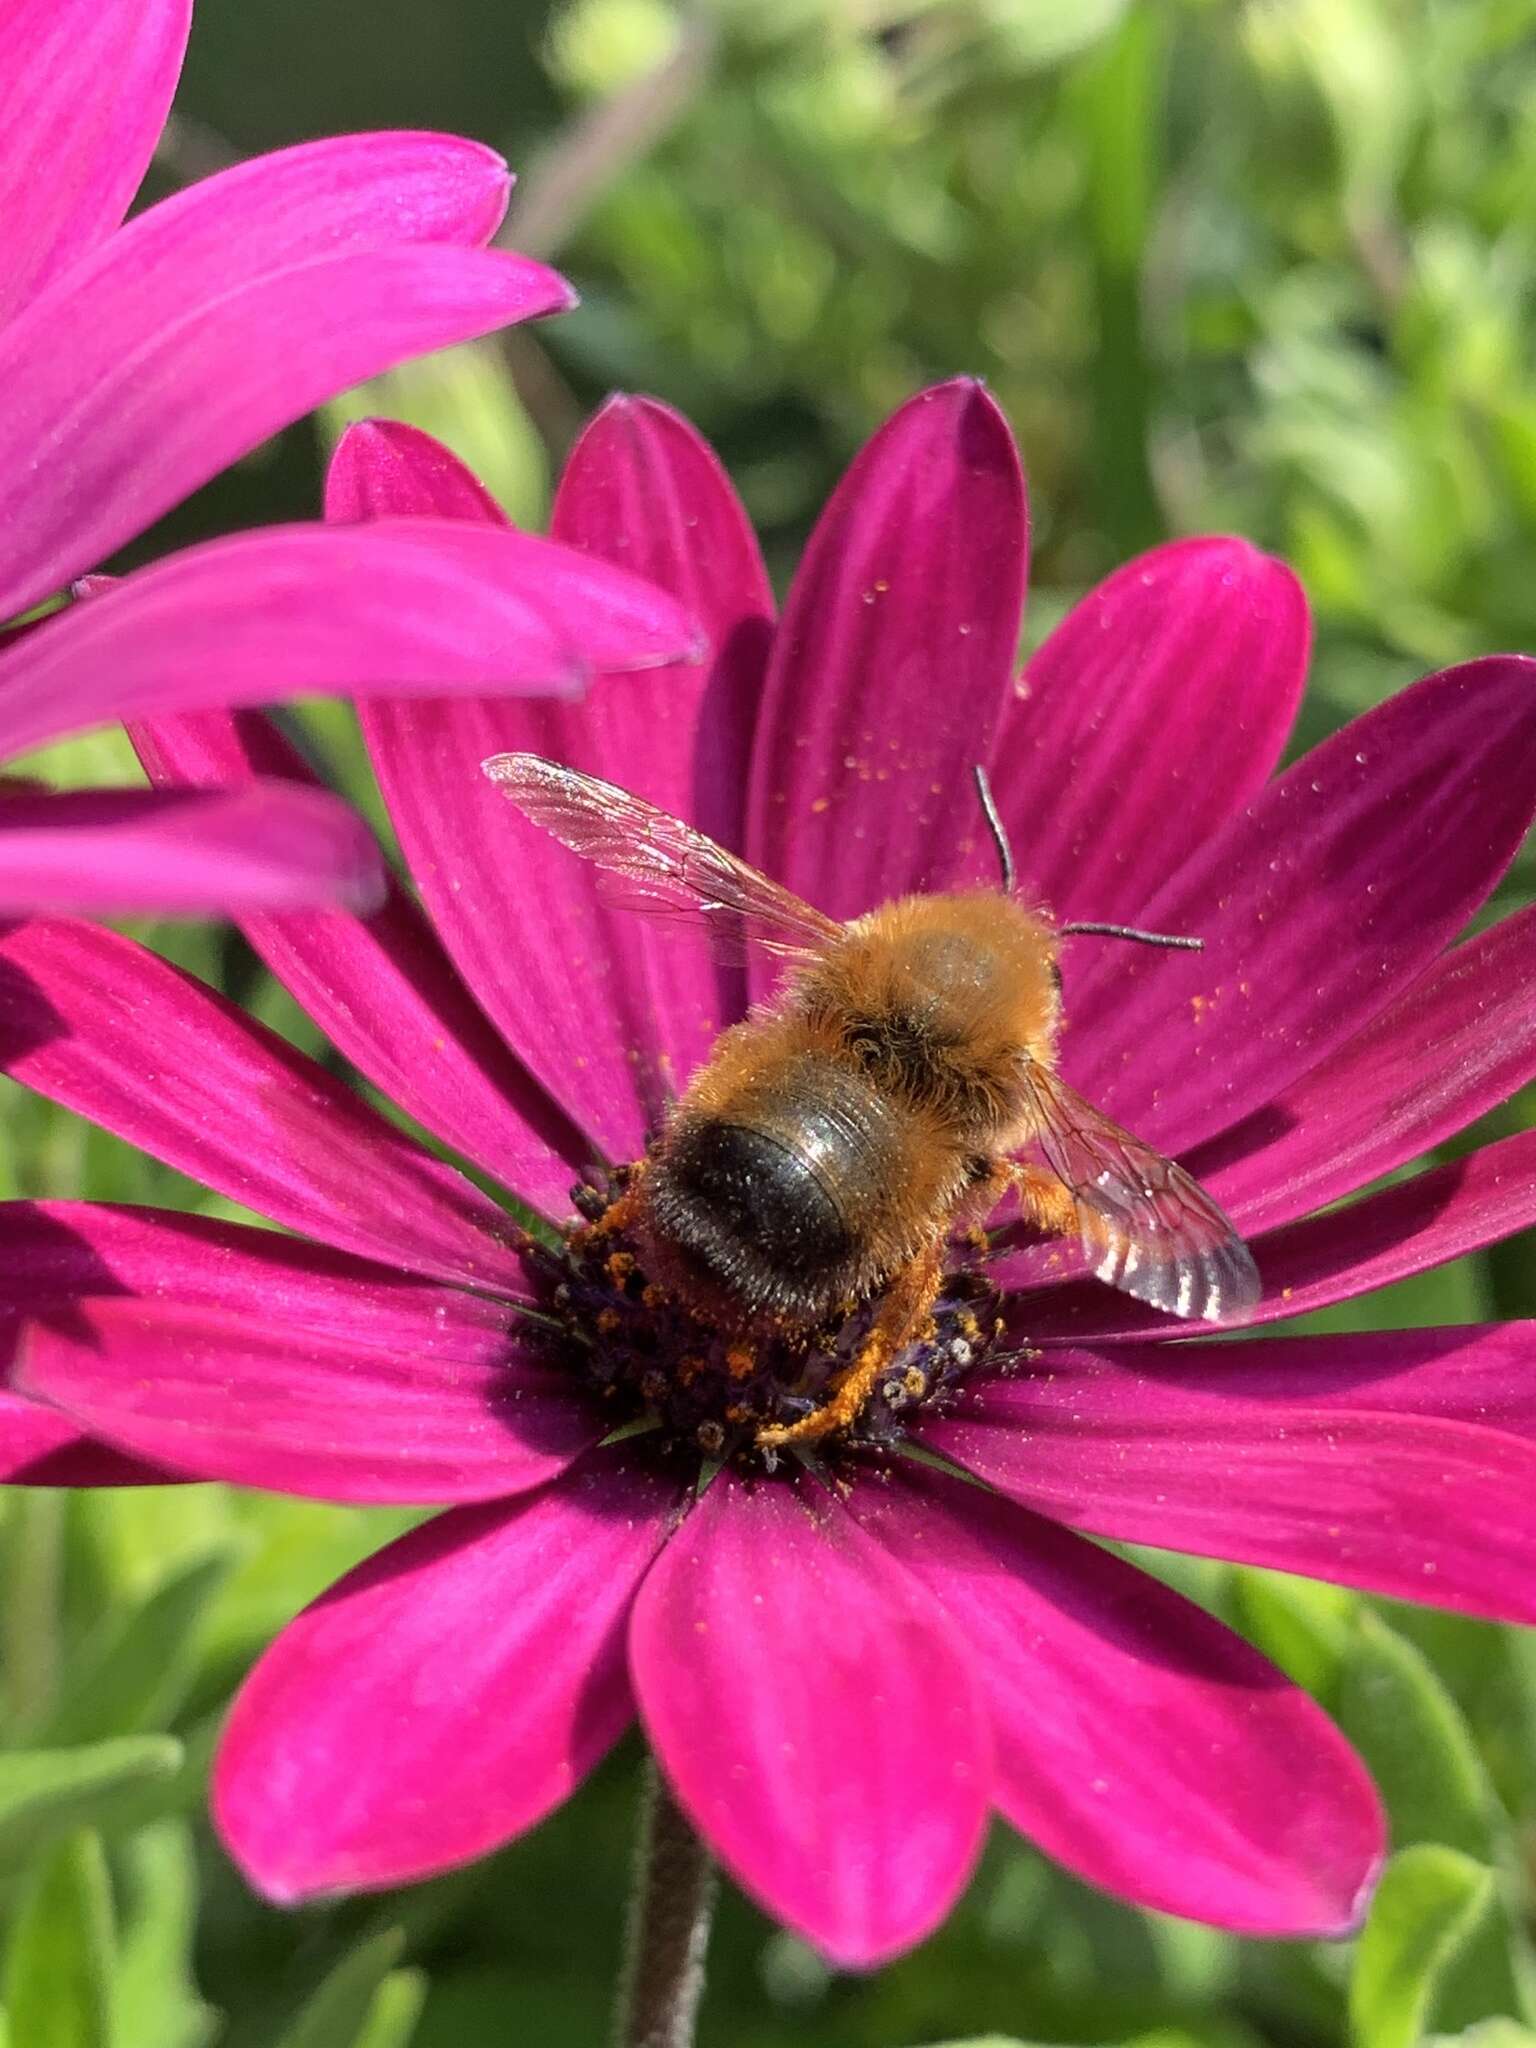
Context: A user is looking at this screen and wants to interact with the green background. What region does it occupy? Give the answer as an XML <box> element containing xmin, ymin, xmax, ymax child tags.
<box><xmin>6</xmin><ymin>1</ymin><xmax>1536</xmax><ymax>2043</ymax></box>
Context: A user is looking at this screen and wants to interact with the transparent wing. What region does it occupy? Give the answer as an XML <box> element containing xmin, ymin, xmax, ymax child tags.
<box><xmin>482</xmin><ymin>753</ymin><xmax>844</xmax><ymax>957</ymax></box>
<box><xmin>1018</xmin><ymin>1064</ymin><xmax>1260</xmax><ymax>1323</ymax></box>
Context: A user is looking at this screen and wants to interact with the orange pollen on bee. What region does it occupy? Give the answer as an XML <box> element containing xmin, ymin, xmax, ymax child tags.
<box><xmin>595</xmin><ymin>1307</ymin><xmax>622</xmax><ymax>1336</ymax></box>
<box><xmin>725</xmin><ymin>1343</ymin><xmax>757</xmax><ymax>1381</ymax></box>
<box><xmin>605</xmin><ymin>1250</ymin><xmax>638</xmax><ymax>1284</ymax></box>
<box><xmin>677</xmin><ymin>1354</ymin><xmax>706</xmax><ymax>1386</ymax></box>
<box><xmin>641</xmin><ymin>1282</ymin><xmax>668</xmax><ymax>1309</ymax></box>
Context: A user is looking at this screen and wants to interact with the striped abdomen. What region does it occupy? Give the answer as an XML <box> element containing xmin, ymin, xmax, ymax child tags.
<box><xmin>641</xmin><ymin>1053</ymin><xmax>913</xmax><ymax>1330</ymax></box>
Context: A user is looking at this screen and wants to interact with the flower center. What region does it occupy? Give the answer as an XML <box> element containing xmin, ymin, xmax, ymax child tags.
<box><xmin>527</xmin><ymin>1165</ymin><xmax>1007</xmax><ymax>1473</ymax></box>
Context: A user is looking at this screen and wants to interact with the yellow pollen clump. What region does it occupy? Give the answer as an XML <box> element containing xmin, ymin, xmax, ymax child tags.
<box><xmin>903</xmin><ymin>1366</ymin><xmax>928</xmax><ymax>1398</ymax></box>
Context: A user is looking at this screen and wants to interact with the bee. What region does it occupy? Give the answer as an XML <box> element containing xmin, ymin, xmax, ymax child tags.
<box><xmin>484</xmin><ymin>752</ymin><xmax>1259</xmax><ymax>1449</ymax></box>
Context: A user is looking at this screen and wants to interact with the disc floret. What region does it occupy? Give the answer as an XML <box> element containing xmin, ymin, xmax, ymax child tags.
<box><xmin>531</xmin><ymin>1165</ymin><xmax>1007</xmax><ymax>1471</ymax></box>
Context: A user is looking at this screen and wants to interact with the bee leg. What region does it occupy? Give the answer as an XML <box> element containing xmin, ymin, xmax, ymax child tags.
<box><xmin>756</xmin><ymin>1242</ymin><xmax>945</xmax><ymax>1450</ymax></box>
<box><xmin>570</xmin><ymin>1165</ymin><xmax>648</xmax><ymax>1248</ymax></box>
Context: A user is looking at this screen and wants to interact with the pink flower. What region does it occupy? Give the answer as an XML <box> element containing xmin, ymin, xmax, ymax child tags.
<box><xmin>4</xmin><ymin>384</ymin><xmax>1536</xmax><ymax>1966</ymax></box>
<box><xmin>0</xmin><ymin>0</ymin><xmax>698</xmax><ymax>914</ymax></box>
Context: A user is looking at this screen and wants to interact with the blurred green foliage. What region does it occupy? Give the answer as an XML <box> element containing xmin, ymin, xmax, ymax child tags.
<box><xmin>7</xmin><ymin>0</ymin><xmax>1536</xmax><ymax>2042</ymax></box>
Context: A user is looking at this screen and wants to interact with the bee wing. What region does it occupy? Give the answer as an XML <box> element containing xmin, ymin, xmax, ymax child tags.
<box><xmin>1017</xmin><ymin>1064</ymin><xmax>1259</xmax><ymax>1323</ymax></box>
<box><xmin>482</xmin><ymin>753</ymin><xmax>844</xmax><ymax>958</ymax></box>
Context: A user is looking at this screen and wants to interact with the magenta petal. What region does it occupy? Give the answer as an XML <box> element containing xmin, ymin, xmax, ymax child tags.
<box><xmin>851</xmin><ymin>1461</ymin><xmax>1381</xmax><ymax>1936</ymax></box>
<box><xmin>630</xmin><ymin>1472</ymin><xmax>991</xmax><ymax>1967</ymax></box>
<box><xmin>0</xmin><ymin>783</ymin><xmax>385</xmax><ymax>916</ymax></box>
<box><xmin>746</xmin><ymin>380</ymin><xmax>1028</xmax><ymax>917</ymax></box>
<box><xmin>325</xmin><ymin>418</ymin><xmax>509</xmax><ymax>523</ymax></box>
<box><xmin>547</xmin><ymin>397</ymin><xmax>774</xmax><ymax>850</ymax></box>
<box><xmin>0</xmin><ymin>921</ymin><xmax>529</xmax><ymax>1292</ymax></box>
<box><xmin>0</xmin><ymin>1193</ymin><xmax>524</xmax><ymax>1348</ymax></box>
<box><xmin>540</xmin><ymin>396</ymin><xmax>775</xmax><ymax>1075</ymax></box>
<box><xmin>1018</xmin><ymin>1127</ymin><xmax>1536</xmax><ymax>1345</ymax></box>
<box><xmin>0</xmin><ymin>521</ymin><xmax>700</xmax><ymax>762</ymax></box>
<box><xmin>0</xmin><ymin>245</ymin><xmax>564</xmax><ymax>619</ymax></box>
<box><xmin>922</xmin><ymin>1361</ymin><xmax>1536</xmax><ymax>1623</ymax></box>
<box><xmin>1064</xmin><ymin>656</ymin><xmax>1536</xmax><ymax>1155</ymax></box>
<box><xmin>0</xmin><ymin>0</ymin><xmax>189</xmax><ymax>323</ymax></box>
<box><xmin>215</xmin><ymin>1455</ymin><xmax>678</xmax><ymax>1900</ymax></box>
<box><xmin>338</xmin><ymin>416</ymin><xmax>760</xmax><ymax>1159</ymax></box>
<box><xmin>15</xmin><ymin>1292</ymin><xmax>592</xmax><ymax>1505</ymax></box>
<box><xmin>1241</xmin><ymin>1131</ymin><xmax>1536</xmax><ymax>1327</ymax></box>
<box><xmin>0</xmin><ymin>131</ymin><xmax>556</xmax><ymax>617</ymax></box>
<box><xmin>978</xmin><ymin>1324</ymin><xmax>1536</xmax><ymax>1437</ymax></box>
<box><xmin>993</xmin><ymin>539</ymin><xmax>1309</xmax><ymax>924</ymax></box>
<box><xmin>0</xmin><ymin>1390</ymin><xmax>173</xmax><ymax>1487</ymax></box>
<box><xmin>0</xmin><ymin>1196</ymin><xmax>481</xmax><ymax>1317</ymax></box>
<box><xmin>131</xmin><ymin>709</ymin><xmax>589</xmax><ymax>1217</ymax></box>
<box><xmin>1187</xmin><ymin>903</ymin><xmax>1536</xmax><ymax>1235</ymax></box>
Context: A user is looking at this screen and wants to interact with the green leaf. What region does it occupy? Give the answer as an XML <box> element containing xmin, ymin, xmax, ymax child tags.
<box><xmin>916</xmin><ymin>2038</ymin><xmax>1035</xmax><ymax>2046</ymax></box>
<box><xmin>1337</xmin><ymin>1613</ymin><xmax>1536</xmax><ymax>2027</ymax></box>
<box><xmin>1071</xmin><ymin>3</ymin><xmax>1164</xmax><ymax>552</ymax></box>
<box><xmin>1429</xmin><ymin>2025</ymin><xmax>1536</xmax><ymax>2046</ymax></box>
<box><xmin>1228</xmin><ymin>1566</ymin><xmax>1355</xmax><ymax>1702</ymax></box>
<box><xmin>353</xmin><ymin>1970</ymin><xmax>427</xmax><ymax>2048</ymax></box>
<box><xmin>37</xmin><ymin>1548</ymin><xmax>236</xmax><ymax>1747</ymax></box>
<box><xmin>913</xmin><ymin>2036</ymin><xmax>1223</xmax><ymax>2048</ymax></box>
<box><xmin>976</xmin><ymin>0</ymin><xmax>1131</xmax><ymax>74</ymax></box>
<box><xmin>1351</xmin><ymin>1846</ymin><xmax>1495</xmax><ymax>2048</ymax></box>
<box><xmin>113</xmin><ymin>1823</ymin><xmax>217</xmax><ymax>2048</ymax></box>
<box><xmin>0</xmin><ymin>1736</ymin><xmax>182</xmax><ymax>1869</ymax></box>
<box><xmin>1336</xmin><ymin>1610</ymin><xmax>1497</xmax><ymax>1856</ymax></box>
<box><xmin>268</xmin><ymin>1929</ymin><xmax>410</xmax><ymax>2048</ymax></box>
<box><xmin>2</xmin><ymin>1831</ymin><xmax>114</xmax><ymax>2048</ymax></box>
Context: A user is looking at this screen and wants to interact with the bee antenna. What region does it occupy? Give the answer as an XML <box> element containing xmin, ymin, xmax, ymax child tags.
<box><xmin>1061</xmin><ymin>921</ymin><xmax>1205</xmax><ymax>952</ymax></box>
<box><xmin>972</xmin><ymin>764</ymin><xmax>1015</xmax><ymax>894</ymax></box>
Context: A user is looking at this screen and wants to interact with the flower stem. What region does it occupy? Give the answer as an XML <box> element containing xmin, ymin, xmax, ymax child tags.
<box><xmin>614</xmin><ymin>1755</ymin><xmax>717</xmax><ymax>2048</ymax></box>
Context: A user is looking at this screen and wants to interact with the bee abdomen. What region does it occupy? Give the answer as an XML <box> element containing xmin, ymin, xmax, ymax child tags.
<box><xmin>643</xmin><ymin>1061</ymin><xmax>903</xmax><ymax>1329</ymax></box>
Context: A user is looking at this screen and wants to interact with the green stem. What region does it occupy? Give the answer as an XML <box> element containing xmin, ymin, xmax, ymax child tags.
<box><xmin>613</xmin><ymin>1757</ymin><xmax>717</xmax><ymax>2048</ymax></box>
<box><xmin>1</xmin><ymin>1489</ymin><xmax>64</xmax><ymax>1730</ymax></box>
<box><xmin>1076</xmin><ymin>3</ymin><xmax>1167</xmax><ymax>555</ymax></box>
